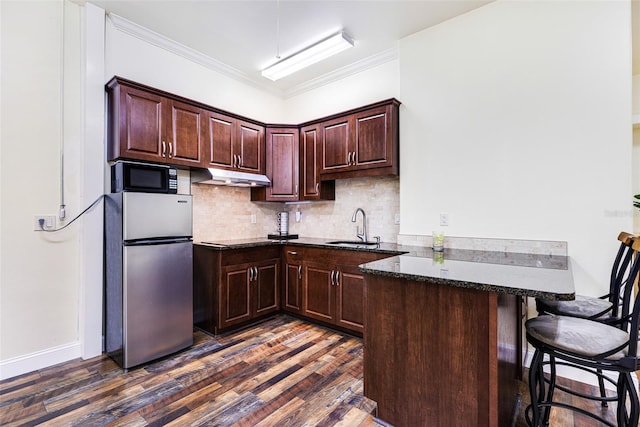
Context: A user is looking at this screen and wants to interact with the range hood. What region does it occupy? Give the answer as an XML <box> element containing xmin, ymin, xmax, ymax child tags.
<box><xmin>191</xmin><ymin>167</ymin><xmax>271</xmax><ymax>187</ymax></box>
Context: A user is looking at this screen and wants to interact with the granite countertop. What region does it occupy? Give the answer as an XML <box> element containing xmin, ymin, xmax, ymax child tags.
<box><xmin>194</xmin><ymin>238</ymin><xmax>574</xmax><ymax>301</ymax></box>
<box><xmin>195</xmin><ymin>237</ymin><xmax>410</xmax><ymax>256</ymax></box>
<box><xmin>359</xmin><ymin>251</ymin><xmax>574</xmax><ymax>301</ymax></box>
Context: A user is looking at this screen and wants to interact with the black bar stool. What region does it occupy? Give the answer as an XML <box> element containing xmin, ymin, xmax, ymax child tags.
<box><xmin>535</xmin><ymin>232</ymin><xmax>637</xmax><ymax>405</ymax></box>
<box><xmin>525</xmin><ymin>237</ymin><xmax>640</xmax><ymax>427</ymax></box>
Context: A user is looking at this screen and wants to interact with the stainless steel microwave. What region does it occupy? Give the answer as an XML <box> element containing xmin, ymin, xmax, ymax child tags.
<box><xmin>111</xmin><ymin>161</ymin><xmax>178</xmax><ymax>194</ymax></box>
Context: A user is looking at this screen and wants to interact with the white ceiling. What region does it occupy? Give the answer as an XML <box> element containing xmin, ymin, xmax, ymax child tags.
<box><xmin>88</xmin><ymin>0</ymin><xmax>640</xmax><ymax>98</ymax></box>
<box><xmin>88</xmin><ymin>0</ymin><xmax>493</xmax><ymax>96</ymax></box>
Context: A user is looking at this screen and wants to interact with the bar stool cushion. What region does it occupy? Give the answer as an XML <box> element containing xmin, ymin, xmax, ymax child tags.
<box><xmin>526</xmin><ymin>315</ymin><xmax>629</xmax><ymax>360</ymax></box>
<box><xmin>536</xmin><ymin>295</ymin><xmax>613</xmax><ymax>319</ymax></box>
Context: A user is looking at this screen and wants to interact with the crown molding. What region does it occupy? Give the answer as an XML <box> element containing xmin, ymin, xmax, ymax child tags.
<box><xmin>107</xmin><ymin>13</ymin><xmax>398</xmax><ymax>100</ymax></box>
<box><xmin>107</xmin><ymin>13</ymin><xmax>284</xmax><ymax>98</ymax></box>
<box><xmin>282</xmin><ymin>47</ymin><xmax>398</xmax><ymax>99</ymax></box>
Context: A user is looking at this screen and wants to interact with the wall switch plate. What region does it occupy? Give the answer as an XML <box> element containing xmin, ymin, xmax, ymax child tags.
<box><xmin>439</xmin><ymin>212</ymin><xmax>449</xmax><ymax>227</ymax></box>
<box><xmin>250</xmin><ymin>214</ymin><xmax>257</xmax><ymax>224</ymax></box>
<box><xmin>34</xmin><ymin>215</ymin><xmax>56</xmax><ymax>231</ymax></box>
<box><xmin>394</xmin><ymin>213</ymin><xmax>400</xmax><ymax>225</ymax></box>
<box><xmin>295</xmin><ymin>210</ymin><xmax>302</xmax><ymax>222</ymax></box>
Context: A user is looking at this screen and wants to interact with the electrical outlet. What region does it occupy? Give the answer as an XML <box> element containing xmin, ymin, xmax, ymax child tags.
<box><xmin>439</xmin><ymin>212</ymin><xmax>449</xmax><ymax>227</ymax></box>
<box><xmin>394</xmin><ymin>213</ymin><xmax>400</xmax><ymax>225</ymax></box>
<box><xmin>34</xmin><ymin>215</ymin><xmax>56</xmax><ymax>231</ymax></box>
<box><xmin>295</xmin><ymin>210</ymin><xmax>302</xmax><ymax>222</ymax></box>
<box><xmin>250</xmin><ymin>214</ymin><xmax>257</xmax><ymax>224</ymax></box>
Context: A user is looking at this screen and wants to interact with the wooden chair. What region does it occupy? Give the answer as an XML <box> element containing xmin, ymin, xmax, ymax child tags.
<box><xmin>525</xmin><ymin>237</ymin><xmax>640</xmax><ymax>427</ymax></box>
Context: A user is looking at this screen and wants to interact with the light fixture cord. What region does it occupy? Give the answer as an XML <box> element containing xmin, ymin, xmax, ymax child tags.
<box><xmin>276</xmin><ymin>0</ymin><xmax>281</xmax><ymax>59</ymax></box>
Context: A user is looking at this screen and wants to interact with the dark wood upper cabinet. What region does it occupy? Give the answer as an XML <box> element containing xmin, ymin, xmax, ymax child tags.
<box><xmin>166</xmin><ymin>99</ymin><xmax>204</xmax><ymax>165</ymax></box>
<box><xmin>107</xmin><ymin>78</ymin><xmax>203</xmax><ymax>167</ymax></box>
<box><xmin>236</xmin><ymin>121</ymin><xmax>264</xmax><ymax>174</ymax></box>
<box><xmin>252</xmin><ymin>127</ymin><xmax>299</xmax><ymax>202</ymax></box>
<box><xmin>319</xmin><ymin>99</ymin><xmax>400</xmax><ymax>180</ymax></box>
<box><xmin>107</xmin><ymin>77</ymin><xmax>398</xmax><ymax>186</ymax></box>
<box><xmin>321</xmin><ymin>116</ymin><xmax>353</xmax><ymax>173</ymax></box>
<box><xmin>300</xmin><ymin>124</ymin><xmax>335</xmax><ymax>201</ymax></box>
<box><xmin>253</xmin><ymin>125</ymin><xmax>335</xmax><ymax>202</ymax></box>
<box><xmin>205</xmin><ymin>112</ymin><xmax>235</xmax><ymax>169</ymax></box>
<box><xmin>203</xmin><ymin>112</ymin><xmax>265</xmax><ymax>174</ymax></box>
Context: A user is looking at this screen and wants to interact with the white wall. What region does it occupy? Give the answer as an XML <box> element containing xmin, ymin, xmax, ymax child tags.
<box><xmin>105</xmin><ymin>17</ymin><xmax>285</xmax><ymax>123</ymax></box>
<box><xmin>399</xmin><ymin>0</ymin><xmax>632</xmax><ymax>296</ymax></box>
<box><xmin>633</xmin><ymin>74</ymin><xmax>640</xmax><ymax>233</ymax></box>
<box><xmin>0</xmin><ymin>0</ymin><xmax>85</xmax><ymax>372</ymax></box>
<box><xmin>1</xmin><ymin>0</ymin><xmax>634</xmax><ymax>380</ymax></box>
<box><xmin>283</xmin><ymin>59</ymin><xmax>400</xmax><ymax>123</ymax></box>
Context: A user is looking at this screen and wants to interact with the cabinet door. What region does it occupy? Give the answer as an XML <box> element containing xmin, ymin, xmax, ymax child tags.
<box><xmin>119</xmin><ymin>85</ymin><xmax>165</xmax><ymax>161</ymax></box>
<box><xmin>219</xmin><ymin>263</ymin><xmax>251</xmax><ymax>329</ymax></box>
<box><xmin>300</xmin><ymin>125</ymin><xmax>334</xmax><ymax>201</ymax></box>
<box><xmin>253</xmin><ymin>259</ymin><xmax>279</xmax><ymax>317</ymax></box>
<box><xmin>264</xmin><ymin>128</ymin><xmax>299</xmax><ymax>201</ymax></box>
<box><xmin>236</xmin><ymin>120</ymin><xmax>264</xmax><ymax>174</ymax></box>
<box><xmin>205</xmin><ymin>112</ymin><xmax>235</xmax><ymax>169</ymax></box>
<box><xmin>353</xmin><ymin>105</ymin><xmax>393</xmax><ymax>170</ymax></box>
<box><xmin>335</xmin><ymin>265</ymin><xmax>365</xmax><ymax>334</ymax></box>
<box><xmin>303</xmin><ymin>261</ymin><xmax>335</xmax><ymax>324</ymax></box>
<box><xmin>321</xmin><ymin>116</ymin><xmax>353</xmax><ymax>174</ymax></box>
<box><xmin>284</xmin><ymin>263</ymin><xmax>303</xmax><ymax>314</ymax></box>
<box><xmin>166</xmin><ymin>99</ymin><xmax>204</xmax><ymax>166</ymax></box>
<box><xmin>300</xmin><ymin>125</ymin><xmax>320</xmax><ymax>199</ymax></box>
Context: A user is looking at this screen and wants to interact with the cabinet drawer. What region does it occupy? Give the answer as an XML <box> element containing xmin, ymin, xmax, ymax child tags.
<box><xmin>220</xmin><ymin>246</ymin><xmax>280</xmax><ymax>266</ymax></box>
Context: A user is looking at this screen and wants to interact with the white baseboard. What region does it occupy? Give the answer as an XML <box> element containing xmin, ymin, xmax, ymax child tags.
<box><xmin>0</xmin><ymin>341</ymin><xmax>81</xmax><ymax>381</ymax></box>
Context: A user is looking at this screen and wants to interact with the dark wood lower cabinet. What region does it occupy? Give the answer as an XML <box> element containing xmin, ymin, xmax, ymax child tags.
<box><xmin>193</xmin><ymin>246</ymin><xmax>280</xmax><ymax>334</ymax></box>
<box><xmin>363</xmin><ymin>273</ymin><xmax>520</xmax><ymax>427</ymax></box>
<box><xmin>299</xmin><ymin>248</ymin><xmax>388</xmax><ymax>335</ymax></box>
<box><xmin>303</xmin><ymin>261</ymin><xmax>335</xmax><ymax>324</ymax></box>
<box><xmin>282</xmin><ymin>248</ymin><xmax>304</xmax><ymax>314</ymax></box>
<box><xmin>335</xmin><ymin>264</ymin><xmax>366</xmax><ymax>332</ymax></box>
<box><xmin>195</xmin><ymin>244</ymin><xmax>386</xmax><ymax>336</ymax></box>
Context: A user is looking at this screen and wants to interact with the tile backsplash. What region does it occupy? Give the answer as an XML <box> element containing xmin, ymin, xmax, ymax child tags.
<box><xmin>192</xmin><ymin>176</ymin><xmax>400</xmax><ymax>243</ymax></box>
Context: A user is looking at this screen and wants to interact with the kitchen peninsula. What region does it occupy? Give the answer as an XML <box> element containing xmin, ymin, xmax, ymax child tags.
<box><xmin>193</xmin><ymin>238</ymin><xmax>574</xmax><ymax>426</ymax></box>
<box><xmin>360</xmin><ymin>251</ymin><xmax>574</xmax><ymax>427</ymax></box>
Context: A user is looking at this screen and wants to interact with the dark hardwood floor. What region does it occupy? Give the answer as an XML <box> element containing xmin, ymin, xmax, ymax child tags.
<box><xmin>515</xmin><ymin>370</ymin><xmax>625</xmax><ymax>427</ymax></box>
<box><xmin>0</xmin><ymin>314</ymin><xmax>631</xmax><ymax>427</ymax></box>
<box><xmin>0</xmin><ymin>316</ymin><xmax>382</xmax><ymax>427</ymax></box>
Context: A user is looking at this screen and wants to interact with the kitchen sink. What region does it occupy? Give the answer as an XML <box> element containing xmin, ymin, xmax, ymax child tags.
<box><xmin>326</xmin><ymin>240</ymin><xmax>379</xmax><ymax>246</ymax></box>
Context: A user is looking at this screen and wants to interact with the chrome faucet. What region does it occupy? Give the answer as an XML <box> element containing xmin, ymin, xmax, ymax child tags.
<box><xmin>351</xmin><ymin>208</ymin><xmax>368</xmax><ymax>243</ymax></box>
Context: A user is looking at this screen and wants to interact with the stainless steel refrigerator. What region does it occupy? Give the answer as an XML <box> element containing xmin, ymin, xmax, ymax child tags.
<box><xmin>105</xmin><ymin>192</ymin><xmax>193</xmax><ymax>369</ymax></box>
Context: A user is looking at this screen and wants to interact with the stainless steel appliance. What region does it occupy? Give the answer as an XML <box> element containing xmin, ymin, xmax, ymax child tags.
<box><xmin>111</xmin><ymin>160</ymin><xmax>178</xmax><ymax>194</ymax></box>
<box><xmin>105</xmin><ymin>192</ymin><xmax>193</xmax><ymax>368</ymax></box>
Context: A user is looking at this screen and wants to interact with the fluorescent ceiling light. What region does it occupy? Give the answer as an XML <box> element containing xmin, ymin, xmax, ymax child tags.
<box><xmin>262</xmin><ymin>31</ymin><xmax>354</xmax><ymax>81</ymax></box>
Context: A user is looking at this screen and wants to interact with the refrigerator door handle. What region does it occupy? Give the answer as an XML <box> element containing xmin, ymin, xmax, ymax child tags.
<box><xmin>123</xmin><ymin>237</ymin><xmax>192</xmax><ymax>246</ymax></box>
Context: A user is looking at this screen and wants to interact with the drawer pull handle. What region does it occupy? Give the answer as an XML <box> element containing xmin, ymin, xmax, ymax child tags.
<box><xmin>288</xmin><ymin>251</ymin><xmax>298</xmax><ymax>255</ymax></box>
